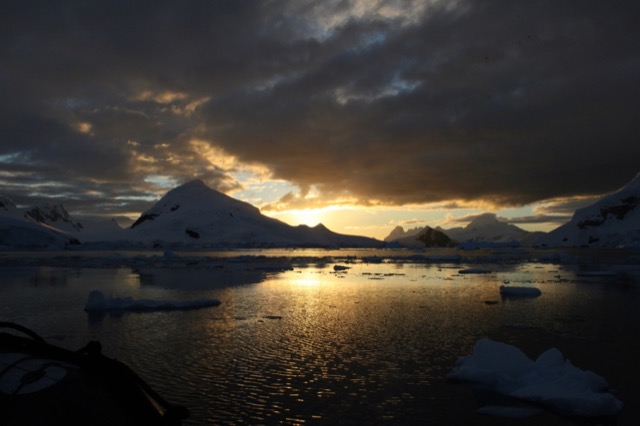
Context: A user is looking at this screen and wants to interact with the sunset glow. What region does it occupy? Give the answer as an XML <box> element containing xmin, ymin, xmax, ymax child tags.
<box><xmin>0</xmin><ymin>0</ymin><xmax>637</xmax><ymax>240</ymax></box>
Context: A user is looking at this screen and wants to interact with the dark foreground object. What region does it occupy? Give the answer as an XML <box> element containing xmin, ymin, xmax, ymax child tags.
<box><xmin>0</xmin><ymin>322</ymin><xmax>188</xmax><ymax>425</ymax></box>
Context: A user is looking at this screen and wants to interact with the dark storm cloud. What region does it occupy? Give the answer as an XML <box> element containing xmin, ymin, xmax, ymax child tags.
<box><xmin>1</xmin><ymin>0</ymin><xmax>639</xmax><ymax>215</ymax></box>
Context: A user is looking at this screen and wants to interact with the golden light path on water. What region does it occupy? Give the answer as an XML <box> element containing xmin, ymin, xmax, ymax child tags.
<box><xmin>1</xmin><ymin>251</ymin><xmax>639</xmax><ymax>425</ymax></box>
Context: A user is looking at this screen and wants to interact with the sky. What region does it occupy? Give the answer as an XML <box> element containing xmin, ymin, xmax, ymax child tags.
<box><xmin>1</xmin><ymin>0</ymin><xmax>639</xmax><ymax>239</ymax></box>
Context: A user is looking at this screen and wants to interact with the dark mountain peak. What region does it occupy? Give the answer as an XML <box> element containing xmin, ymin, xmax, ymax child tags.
<box><xmin>24</xmin><ymin>203</ymin><xmax>83</xmax><ymax>231</ymax></box>
<box><xmin>415</xmin><ymin>226</ymin><xmax>455</xmax><ymax>248</ymax></box>
<box><xmin>0</xmin><ymin>195</ymin><xmax>16</xmax><ymax>211</ymax></box>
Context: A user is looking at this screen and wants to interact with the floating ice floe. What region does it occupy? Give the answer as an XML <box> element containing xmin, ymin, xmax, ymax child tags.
<box><xmin>499</xmin><ymin>286</ymin><xmax>542</xmax><ymax>297</ymax></box>
<box><xmin>333</xmin><ymin>265</ymin><xmax>350</xmax><ymax>271</ymax></box>
<box><xmin>448</xmin><ymin>339</ymin><xmax>622</xmax><ymax>417</ymax></box>
<box><xmin>84</xmin><ymin>290</ymin><xmax>221</xmax><ymax>312</ymax></box>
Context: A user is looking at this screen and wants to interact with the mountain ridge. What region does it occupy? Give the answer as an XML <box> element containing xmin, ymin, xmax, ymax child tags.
<box><xmin>121</xmin><ymin>180</ymin><xmax>381</xmax><ymax>248</ymax></box>
<box><xmin>536</xmin><ymin>173</ymin><xmax>640</xmax><ymax>248</ymax></box>
<box><xmin>2</xmin><ymin>174</ymin><xmax>640</xmax><ymax>250</ymax></box>
<box><xmin>385</xmin><ymin>213</ymin><xmax>542</xmax><ymax>248</ymax></box>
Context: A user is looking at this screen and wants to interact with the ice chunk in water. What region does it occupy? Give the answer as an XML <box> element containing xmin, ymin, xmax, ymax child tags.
<box><xmin>448</xmin><ymin>339</ymin><xmax>622</xmax><ymax>417</ymax></box>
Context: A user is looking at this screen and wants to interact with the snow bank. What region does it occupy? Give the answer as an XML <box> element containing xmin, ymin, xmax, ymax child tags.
<box><xmin>499</xmin><ymin>286</ymin><xmax>542</xmax><ymax>297</ymax></box>
<box><xmin>84</xmin><ymin>290</ymin><xmax>221</xmax><ymax>312</ymax></box>
<box><xmin>448</xmin><ymin>339</ymin><xmax>622</xmax><ymax>417</ymax></box>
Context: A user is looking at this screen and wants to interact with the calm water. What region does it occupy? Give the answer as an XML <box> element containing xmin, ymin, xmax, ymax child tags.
<box><xmin>1</xmin><ymin>250</ymin><xmax>640</xmax><ymax>425</ymax></box>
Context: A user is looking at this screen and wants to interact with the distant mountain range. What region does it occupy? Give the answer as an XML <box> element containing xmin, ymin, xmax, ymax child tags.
<box><xmin>0</xmin><ymin>180</ymin><xmax>380</xmax><ymax>249</ymax></box>
<box><xmin>1</xmin><ymin>174</ymin><xmax>639</xmax><ymax>250</ymax></box>
<box><xmin>385</xmin><ymin>213</ymin><xmax>544</xmax><ymax>248</ymax></box>
<box><xmin>0</xmin><ymin>198</ymin><xmax>81</xmax><ymax>249</ymax></box>
<box><xmin>386</xmin><ymin>174</ymin><xmax>640</xmax><ymax>249</ymax></box>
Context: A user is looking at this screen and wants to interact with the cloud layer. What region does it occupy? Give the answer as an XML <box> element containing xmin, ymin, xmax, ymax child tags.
<box><xmin>2</xmin><ymin>0</ymin><xmax>639</xmax><ymax>216</ymax></box>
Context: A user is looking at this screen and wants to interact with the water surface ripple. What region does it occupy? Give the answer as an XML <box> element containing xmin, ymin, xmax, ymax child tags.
<box><xmin>1</xmin><ymin>254</ymin><xmax>639</xmax><ymax>425</ymax></box>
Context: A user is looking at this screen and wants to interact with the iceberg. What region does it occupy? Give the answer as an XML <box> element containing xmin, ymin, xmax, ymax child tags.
<box><xmin>448</xmin><ymin>339</ymin><xmax>622</xmax><ymax>417</ymax></box>
<box><xmin>84</xmin><ymin>290</ymin><xmax>221</xmax><ymax>312</ymax></box>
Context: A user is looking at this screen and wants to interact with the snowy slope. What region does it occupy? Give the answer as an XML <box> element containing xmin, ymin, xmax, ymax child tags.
<box><xmin>537</xmin><ymin>173</ymin><xmax>640</xmax><ymax>248</ymax></box>
<box><xmin>444</xmin><ymin>213</ymin><xmax>536</xmax><ymax>245</ymax></box>
<box><xmin>0</xmin><ymin>195</ymin><xmax>117</xmax><ymax>248</ymax></box>
<box><xmin>0</xmin><ymin>195</ymin><xmax>79</xmax><ymax>248</ymax></box>
<box><xmin>121</xmin><ymin>180</ymin><xmax>380</xmax><ymax>248</ymax></box>
<box><xmin>22</xmin><ymin>202</ymin><xmax>124</xmax><ymax>241</ymax></box>
<box><xmin>0</xmin><ymin>216</ymin><xmax>80</xmax><ymax>249</ymax></box>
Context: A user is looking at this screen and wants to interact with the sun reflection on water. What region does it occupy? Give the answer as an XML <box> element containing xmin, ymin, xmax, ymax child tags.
<box><xmin>291</xmin><ymin>271</ymin><xmax>323</xmax><ymax>287</ymax></box>
<box><xmin>2</xmin><ymin>255</ymin><xmax>637</xmax><ymax>425</ymax></box>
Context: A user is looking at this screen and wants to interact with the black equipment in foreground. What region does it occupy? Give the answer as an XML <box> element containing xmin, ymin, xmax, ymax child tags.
<box><xmin>0</xmin><ymin>322</ymin><xmax>188</xmax><ymax>425</ymax></box>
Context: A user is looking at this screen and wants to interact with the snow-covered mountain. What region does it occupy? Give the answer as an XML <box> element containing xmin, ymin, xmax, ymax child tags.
<box><xmin>537</xmin><ymin>173</ymin><xmax>640</xmax><ymax>248</ymax></box>
<box><xmin>0</xmin><ymin>182</ymin><xmax>380</xmax><ymax>249</ymax></box>
<box><xmin>121</xmin><ymin>180</ymin><xmax>380</xmax><ymax>248</ymax></box>
<box><xmin>0</xmin><ymin>196</ymin><xmax>110</xmax><ymax>248</ymax></box>
<box><xmin>444</xmin><ymin>213</ymin><xmax>542</xmax><ymax>246</ymax></box>
<box><xmin>385</xmin><ymin>213</ymin><xmax>542</xmax><ymax>248</ymax></box>
<box><xmin>0</xmin><ymin>215</ymin><xmax>80</xmax><ymax>250</ymax></box>
<box><xmin>24</xmin><ymin>203</ymin><xmax>124</xmax><ymax>241</ymax></box>
<box><xmin>1</xmin><ymin>193</ymin><xmax>80</xmax><ymax>249</ymax></box>
<box><xmin>24</xmin><ymin>203</ymin><xmax>83</xmax><ymax>233</ymax></box>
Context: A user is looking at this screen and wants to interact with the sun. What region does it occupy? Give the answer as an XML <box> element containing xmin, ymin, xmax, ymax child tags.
<box><xmin>267</xmin><ymin>207</ymin><xmax>326</xmax><ymax>227</ymax></box>
<box><xmin>290</xmin><ymin>208</ymin><xmax>324</xmax><ymax>227</ymax></box>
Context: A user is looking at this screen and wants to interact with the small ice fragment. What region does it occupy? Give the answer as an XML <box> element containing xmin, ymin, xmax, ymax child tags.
<box><xmin>459</xmin><ymin>268</ymin><xmax>491</xmax><ymax>274</ymax></box>
<box><xmin>500</xmin><ymin>286</ymin><xmax>542</xmax><ymax>297</ymax></box>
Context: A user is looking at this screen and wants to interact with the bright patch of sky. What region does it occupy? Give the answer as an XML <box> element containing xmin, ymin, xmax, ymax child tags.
<box><xmin>0</xmin><ymin>153</ymin><xmax>23</xmax><ymax>163</ymax></box>
<box><xmin>229</xmin><ymin>172</ymin><xmax>299</xmax><ymax>208</ymax></box>
<box><xmin>286</xmin><ymin>0</ymin><xmax>456</xmax><ymax>41</ymax></box>
<box><xmin>0</xmin><ymin>151</ymin><xmax>34</xmax><ymax>165</ymax></box>
<box><xmin>264</xmin><ymin>199</ymin><xmax>566</xmax><ymax>240</ymax></box>
<box><xmin>334</xmin><ymin>75</ymin><xmax>422</xmax><ymax>105</ymax></box>
<box><xmin>144</xmin><ymin>175</ymin><xmax>179</xmax><ymax>191</ymax></box>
